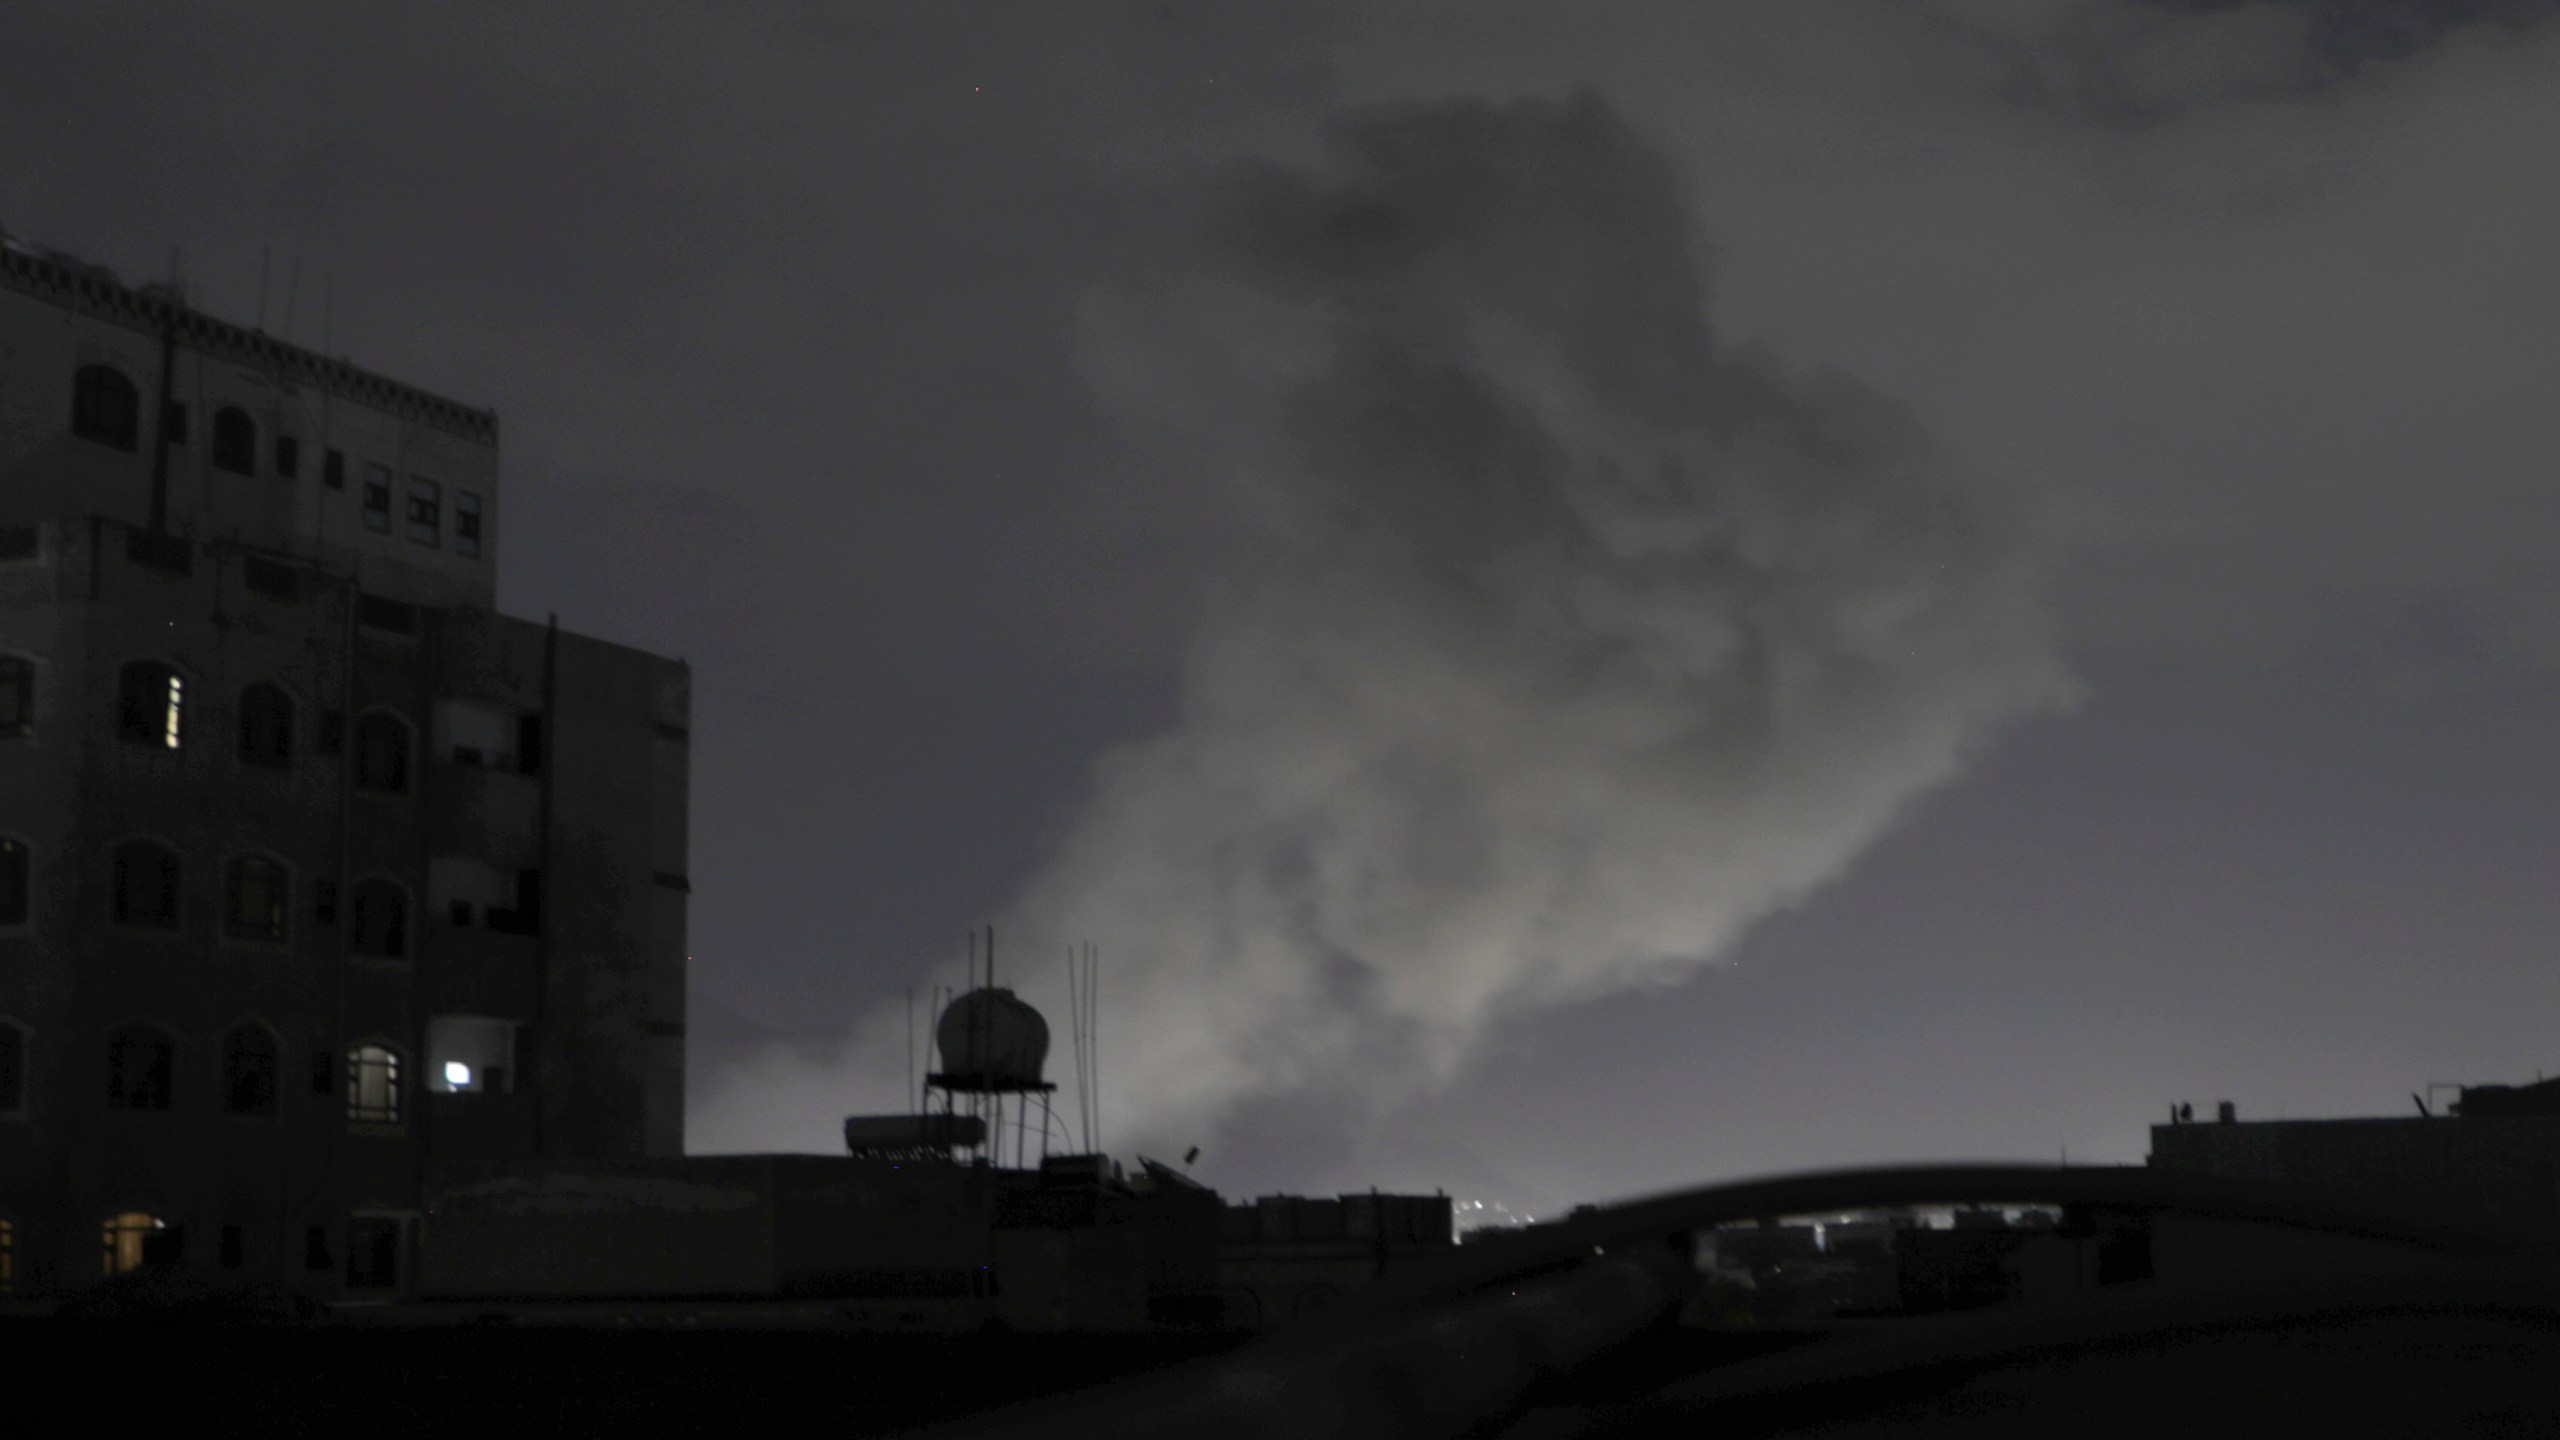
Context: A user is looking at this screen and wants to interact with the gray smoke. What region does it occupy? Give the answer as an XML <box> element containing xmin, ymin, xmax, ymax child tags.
<box><xmin>695</xmin><ymin>90</ymin><xmax>2071</xmax><ymax>1155</ymax></box>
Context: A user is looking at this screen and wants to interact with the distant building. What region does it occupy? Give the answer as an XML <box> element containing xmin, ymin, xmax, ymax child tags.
<box><xmin>1214</xmin><ymin>1191</ymin><xmax>1456</xmax><ymax>1329</ymax></box>
<box><xmin>2149</xmin><ymin>1080</ymin><xmax>2560</xmax><ymax>1232</ymax></box>
<box><xmin>0</xmin><ymin>231</ymin><xmax>689</xmax><ymax>1301</ymax></box>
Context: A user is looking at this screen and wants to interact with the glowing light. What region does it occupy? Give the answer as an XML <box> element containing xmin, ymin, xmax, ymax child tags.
<box><xmin>444</xmin><ymin>1061</ymin><xmax>472</xmax><ymax>1087</ymax></box>
<box><xmin>162</xmin><ymin>676</ymin><xmax>183</xmax><ymax>748</ymax></box>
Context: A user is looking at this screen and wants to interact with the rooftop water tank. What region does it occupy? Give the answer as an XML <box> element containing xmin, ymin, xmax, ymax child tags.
<box><xmin>934</xmin><ymin>987</ymin><xmax>1050</xmax><ymax>1091</ymax></box>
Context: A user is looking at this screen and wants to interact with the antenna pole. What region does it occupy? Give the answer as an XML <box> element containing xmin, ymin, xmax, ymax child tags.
<box><xmin>257</xmin><ymin>246</ymin><xmax>272</xmax><ymax>332</ymax></box>
<box><xmin>281</xmin><ymin>256</ymin><xmax>304</xmax><ymax>344</ymax></box>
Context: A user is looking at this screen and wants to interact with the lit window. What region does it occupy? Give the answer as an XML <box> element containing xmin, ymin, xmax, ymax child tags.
<box><xmin>237</xmin><ymin>682</ymin><xmax>294</xmax><ymax>767</ymax></box>
<box><xmin>110</xmin><ymin>841</ymin><xmax>180</xmax><ymax>930</ymax></box>
<box><xmin>211</xmin><ymin>407</ymin><xmax>257</xmax><ymax>475</ymax></box>
<box><xmin>116</xmin><ymin>662</ymin><xmax>183</xmax><ymax>749</ymax></box>
<box><xmin>0</xmin><ymin>656</ymin><xmax>27</xmax><ymax>737</ymax></box>
<box><xmin>101</xmin><ymin>1212</ymin><xmax>164</xmax><ymax>1276</ymax></box>
<box><xmin>223</xmin><ymin>856</ymin><xmax>289</xmax><ymax>944</ymax></box>
<box><xmin>106</xmin><ymin>1025</ymin><xmax>174</xmax><ymax>1110</ymax></box>
<box><xmin>455</xmin><ymin>491</ymin><xmax>483</xmax><ymax>558</ymax></box>
<box><xmin>71</xmin><ymin>366</ymin><xmax>140</xmax><ymax>451</ymax></box>
<box><xmin>346</xmin><ymin>1044</ymin><xmax>401</xmax><ymax>1123</ymax></box>
<box><xmin>1</xmin><ymin>837</ymin><xmax>29</xmax><ymax>926</ymax></box>
<box><xmin>222</xmin><ymin>1024</ymin><xmax>279</xmax><ymax>1116</ymax></box>
<box><xmin>407</xmin><ymin>476</ymin><xmax>441</xmax><ymax>546</ymax></box>
<box><xmin>427</xmin><ymin>1016</ymin><xmax>516</xmax><ymax>1094</ymax></box>
<box><xmin>362</xmin><ymin>464</ymin><xmax>392</xmax><ymax>533</ymax></box>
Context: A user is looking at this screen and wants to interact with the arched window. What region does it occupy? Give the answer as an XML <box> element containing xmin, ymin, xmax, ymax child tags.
<box><xmin>0</xmin><ymin>836</ymin><xmax>27</xmax><ymax>927</ymax></box>
<box><xmin>221</xmin><ymin>1023</ymin><xmax>278</xmax><ymax>1117</ymax></box>
<box><xmin>0</xmin><ymin>654</ymin><xmax>30</xmax><ymax>738</ymax></box>
<box><xmin>0</xmin><ymin>1018</ymin><xmax>25</xmax><ymax>1115</ymax></box>
<box><xmin>354</xmin><ymin>711</ymin><xmax>411</xmax><ymax>793</ymax></box>
<box><xmin>350</xmin><ymin>879</ymin><xmax>408</xmax><ymax>959</ymax></box>
<box><xmin>210</xmin><ymin>406</ymin><xmax>257</xmax><ymax>475</ymax></box>
<box><xmin>1</xmin><ymin>1215</ymin><xmax>14</xmax><ymax>1294</ymax></box>
<box><xmin>71</xmin><ymin>365</ymin><xmax>140</xmax><ymax>451</ymax></box>
<box><xmin>111</xmin><ymin>841</ymin><xmax>180</xmax><ymax>930</ymax></box>
<box><xmin>116</xmin><ymin>662</ymin><xmax>184</xmax><ymax>749</ymax></box>
<box><xmin>101</xmin><ymin>1211</ymin><xmax>164</xmax><ymax>1275</ymax></box>
<box><xmin>106</xmin><ymin>1024</ymin><xmax>174</xmax><ymax>1110</ymax></box>
<box><xmin>346</xmin><ymin>1043</ymin><xmax>401</xmax><ymax>1123</ymax></box>
<box><xmin>237</xmin><ymin>682</ymin><xmax>293</xmax><ymax>767</ymax></box>
<box><xmin>223</xmin><ymin>856</ymin><xmax>288</xmax><ymax>944</ymax></box>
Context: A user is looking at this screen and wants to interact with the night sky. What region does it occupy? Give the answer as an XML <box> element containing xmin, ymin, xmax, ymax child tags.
<box><xmin>10</xmin><ymin>1</ymin><xmax>2560</xmax><ymax>1221</ymax></box>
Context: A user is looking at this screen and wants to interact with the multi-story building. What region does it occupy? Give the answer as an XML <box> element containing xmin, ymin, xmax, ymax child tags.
<box><xmin>0</xmin><ymin>228</ymin><xmax>689</xmax><ymax>1302</ymax></box>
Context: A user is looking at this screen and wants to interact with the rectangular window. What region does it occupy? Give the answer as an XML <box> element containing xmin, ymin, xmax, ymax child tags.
<box><xmin>305</xmin><ymin>1226</ymin><xmax>331</xmax><ymax>1270</ymax></box>
<box><xmin>310</xmin><ymin>1050</ymin><xmax>333</xmax><ymax>1096</ymax></box>
<box><xmin>357</xmin><ymin>595</ymin><xmax>416</xmax><ymax>636</ymax></box>
<box><xmin>275</xmin><ymin>435</ymin><xmax>300</xmax><ymax>478</ymax></box>
<box><xmin>220</xmin><ymin>1225</ymin><xmax>244</xmax><ymax>1269</ymax></box>
<box><xmin>0</xmin><ymin>657</ymin><xmax>30</xmax><ymax>738</ymax></box>
<box><xmin>455</xmin><ymin>491</ymin><xmax>483</xmax><ymax>559</ymax></box>
<box><xmin>0</xmin><ymin>525</ymin><xmax>37</xmax><ymax>563</ymax></box>
<box><xmin>407</xmin><ymin>476</ymin><xmax>441</xmax><ymax>547</ymax></box>
<box><xmin>163</xmin><ymin>401</ymin><xmax>189</xmax><ymax>446</ymax></box>
<box><xmin>0</xmin><ymin>1024</ymin><xmax>22</xmax><ymax>1112</ymax></box>
<box><xmin>242</xmin><ymin>557</ymin><xmax>300</xmax><ymax>603</ymax></box>
<box><xmin>362</xmin><ymin>464</ymin><xmax>392</xmax><ymax>533</ymax></box>
<box><xmin>315</xmin><ymin>879</ymin><xmax>339</xmax><ymax>924</ymax></box>
<box><xmin>0</xmin><ymin>836</ymin><xmax>24</xmax><ymax>926</ymax></box>
<box><xmin>324</xmin><ymin>449</ymin><xmax>345</xmax><ymax>490</ymax></box>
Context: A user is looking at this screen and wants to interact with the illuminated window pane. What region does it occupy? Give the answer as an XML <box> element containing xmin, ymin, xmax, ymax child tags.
<box><xmin>101</xmin><ymin>1211</ymin><xmax>163</xmax><ymax>1276</ymax></box>
<box><xmin>347</xmin><ymin>1044</ymin><xmax>400</xmax><ymax>1123</ymax></box>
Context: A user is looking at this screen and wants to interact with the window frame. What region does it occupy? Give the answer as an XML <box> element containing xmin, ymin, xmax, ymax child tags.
<box><xmin>105</xmin><ymin>1022</ymin><xmax>177</xmax><ymax>1112</ymax></box>
<box><xmin>353</xmin><ymin>709</ymin><xmax>414</xmax><ymax>795</ymax></box>
<box><xmin>71</xmin><ymin>365</ymin><xmax>141</xmax><ymax>452</ymax></box>
<box><xmin>348</xmin><ymin>876</ymin><xmax>411</xmax><ymax>962</ymax></box>
<box><xmin>219</xmin><ymin>1020</ymin><xmax>281</xmax><ymax>1119</ymax></box>
<box><xmin>210</xmin><ymin>406</ymin><xmax>258</xmax><ymax>476</ymax></box>
<box><xmin>236</xmin><ymin>681</ymin><xmax>295</xmax><ymax>769</ymax></box>
<box><xmin>0</xmin><ymin>1017</ymin><xmax>27</xmax><ymax>1118</ymax></box>
<box><xmin>108</xmin><ymin>838</ymin><xmax>183</xmax><ymax>932</ymax></box>
<box><xmin>407</xmin><ymin>475</ymin><xmax>442</xmax><ymax>547</ymax></box>
<box><xmin>221</xmin><ymin>853</ymin><xmax>292</xmax><ymax>947</ymax></box>
<box><xmin>115</xmin><ymin>660</ymin><xmax>186</xmax><ymax>751</ymax></box>
<box><xmin>0</xmin><ymin>833</ymin><xmax>30</xmax><ymax>930</ymax></box>
<box><xmin>454</xmin><ymin>490</ymin><xmax>484</xmax><ymax>559</ymax></box>
<box><xmin>361</xmin><ymin>463</ymin><xmax>393</xmax><ymax>534</ymax></box>
<box><xmin>0</xmin><ymin>654</ymin><xmax>29</xmax><ymax>740</ymax></box>
<box><xmin>345</xmin><ymin>1041</ymin><xmax>403</xmax><ymax>1125</ymax></box>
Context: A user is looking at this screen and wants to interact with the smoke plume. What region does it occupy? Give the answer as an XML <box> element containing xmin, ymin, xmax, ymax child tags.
<box><xmin>695</xmin><ymin>90</ymin><xmax>2070</xmax><ymax>1156</ymax></box>
<box><xmin>1016</xmin><ymin>91</ymin><xmax>2071</xmax><ymax>1148</ymax></box>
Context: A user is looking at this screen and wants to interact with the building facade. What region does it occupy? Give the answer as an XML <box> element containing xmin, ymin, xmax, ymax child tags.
<box><xmin>0</xmin><ymin>231</ymin><xmax>689</xmax><ymax>1301</ymax></box>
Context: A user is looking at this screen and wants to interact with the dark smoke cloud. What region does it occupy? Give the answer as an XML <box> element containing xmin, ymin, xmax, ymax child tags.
<box><xmin>697</xmin><ymin>91</ymin><xmax>2071</xmax><ymax>1152</ymax></box>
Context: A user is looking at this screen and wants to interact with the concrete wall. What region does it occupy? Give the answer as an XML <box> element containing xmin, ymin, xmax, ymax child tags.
<box><xmin>2150</xmin><ymin>1116</ymin><xmax>2560</xmax><ymax>1231</ymax></box>
<box><xmin>418</xmin><ymin>1157</ymin><xmax>996</xmax><ymax>1301</ymax></box>
<box><xmin>0</xmin><ymin>250</ymin><xmax>690</xmax><ymax>1300</ymax></box>
<box><xmin>0</xmin><ymin>249</ymin><xmax>499</xmax><ymax>611</ymax></box>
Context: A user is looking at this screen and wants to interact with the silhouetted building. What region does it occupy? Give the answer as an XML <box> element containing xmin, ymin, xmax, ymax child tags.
<box><xmin>0</xmin><ymin>231</ymin><xmax>689</xmax><ymax>1302</ymax></box>
<box><xmin>2150</xmin><ymin>1081</ymin><xmax>2560</xmax><ymax>1232</ymax></box>
<box><xmin>1214</xmin><ymin>1191</ymin><xmax>1456</xmax><ymax>1328</ymax></box>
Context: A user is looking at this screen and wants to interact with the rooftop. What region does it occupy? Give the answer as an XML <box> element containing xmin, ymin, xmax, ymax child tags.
<box><xmin>0</xmin><ymin>226</ymin><xmax>497</xmax><ymax>444</ymax></box>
